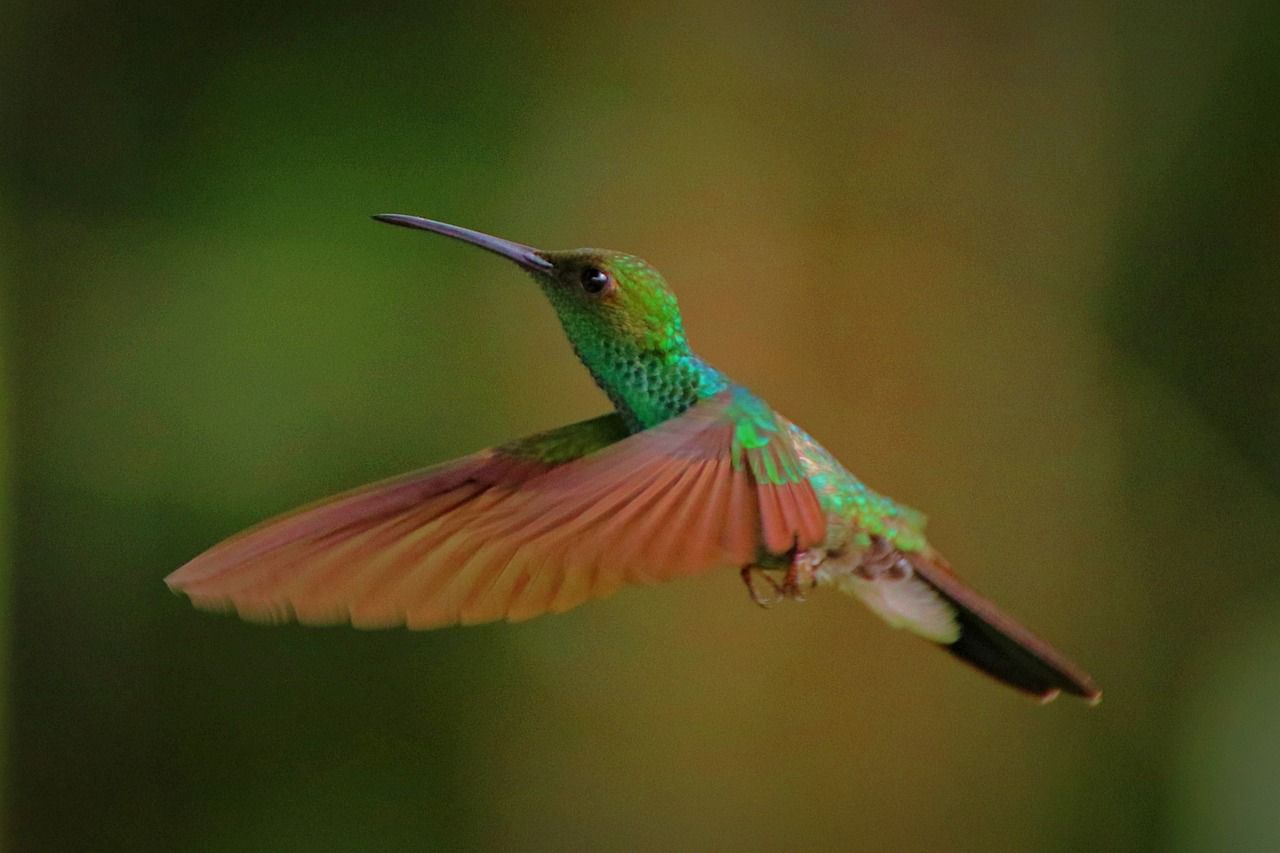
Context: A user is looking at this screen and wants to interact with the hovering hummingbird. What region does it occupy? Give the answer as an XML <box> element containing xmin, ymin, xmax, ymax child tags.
<box><xmin>168</xmin><ymin>214</ymin><xmax>1100</xmax><ymax>704</ymax></box>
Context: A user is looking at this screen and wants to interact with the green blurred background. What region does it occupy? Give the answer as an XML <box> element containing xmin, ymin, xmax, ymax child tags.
<box><xmin>4</xmin><ymin>2</ymin><xmax>1280</xmax><ymax>851</ymax></box>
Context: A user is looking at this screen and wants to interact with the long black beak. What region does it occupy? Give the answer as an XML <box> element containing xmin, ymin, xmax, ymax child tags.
<box><xmin>372</xmin><ymin>214</ymin><xmax>554</xmax><ymax>272</ymax></box>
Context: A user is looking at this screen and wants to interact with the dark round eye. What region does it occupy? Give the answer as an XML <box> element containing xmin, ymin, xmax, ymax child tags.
<box><xmin>579</xmin><ymin>266</ymin><xmax>611</xmax><ymax>294</ymax></box>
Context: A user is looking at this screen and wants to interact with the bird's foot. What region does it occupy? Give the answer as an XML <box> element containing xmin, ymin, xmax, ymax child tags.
<box><xmin>741</xmin><ymin>566</ymin><xmax>785</xmax><ymax>608</ymax></box>
<box><xmin>741</xmin><ymin>553</ymin><xmax>818</xmax><ymax>608</ymax></box>
<box><xmin>780</xmin><ymin>564</ymin><xmax>807</xmax><ymax>602</ymax></box>
<box><xmin>852</xmin><ymin>536</ymin><xmax>913</xmax><ymax>582</ymax></box>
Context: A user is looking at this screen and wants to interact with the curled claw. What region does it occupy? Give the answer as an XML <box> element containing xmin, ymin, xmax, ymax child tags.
<box><xmin>741</xmin><ymin>553</ymin><xmax>819</xmax><ymax>608</ymax></box>
<box><xmin>740</xmin><ymin>566</ymin><xmax>785</xmax><ymax>608</ymax></box>
<box><xmin>781</xmin><ymin>561</ymin><xmax>809</xmax><ymax>602</ymax></box>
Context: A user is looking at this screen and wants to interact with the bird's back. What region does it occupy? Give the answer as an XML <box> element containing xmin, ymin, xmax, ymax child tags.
<box><xmin>782</xmin><ymin>419</ymin><xmax>929</xmax><ymax>557</ymax></box>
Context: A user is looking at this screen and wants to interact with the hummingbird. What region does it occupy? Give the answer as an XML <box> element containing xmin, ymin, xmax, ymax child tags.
<box><xmin>167</xmin><ymin>214</ymin><xmax>1100</xmax><ymax>704</ymax></box>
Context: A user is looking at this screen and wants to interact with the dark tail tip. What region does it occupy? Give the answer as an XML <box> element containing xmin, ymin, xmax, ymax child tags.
<box><xmin>907</xmin><ymin>551</ymin><xmax>1101</xmax><ymax>704</ymax></box>
<box><xmin>945</xmin><ymin>606</ymin><xmax>1101</xmax><ymax>703</ymax></box>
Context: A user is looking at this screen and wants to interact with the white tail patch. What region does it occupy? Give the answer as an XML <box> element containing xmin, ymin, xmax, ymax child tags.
<box><xmin>820</xmin><ymin>556</ymin><xmax>961</xmax><ymax>644</ymax></box>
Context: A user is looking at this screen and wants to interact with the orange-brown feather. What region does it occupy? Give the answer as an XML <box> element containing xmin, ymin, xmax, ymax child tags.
<box><xmin>167</xmin><ymin>392</ymin><xmax>827</xmax><ymax>629</ymax></box>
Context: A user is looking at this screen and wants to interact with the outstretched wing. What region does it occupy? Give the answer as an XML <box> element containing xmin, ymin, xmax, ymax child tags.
<box><xmin>167</xmin><ymin>388</ymin><xmax>826</xmax><ymax>629</ymax></box>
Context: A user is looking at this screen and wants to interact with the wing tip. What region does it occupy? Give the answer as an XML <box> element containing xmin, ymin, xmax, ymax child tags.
<box><xmin>164</xmin><ymin>560</ymin><xmax>203</xmax><ymax>592</ymax></box>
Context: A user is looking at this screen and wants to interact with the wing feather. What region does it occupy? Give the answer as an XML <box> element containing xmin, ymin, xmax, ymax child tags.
<box><xmin>168</xmin><ymin>390</ymin><xmax>826</xmax><ymax>628</ymax></box>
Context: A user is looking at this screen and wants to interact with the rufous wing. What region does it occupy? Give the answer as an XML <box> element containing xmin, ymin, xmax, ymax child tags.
<box><xmin>167</xmin><ymin>389</ymin><xmax>827</xmax><ymax>629</ymax></box>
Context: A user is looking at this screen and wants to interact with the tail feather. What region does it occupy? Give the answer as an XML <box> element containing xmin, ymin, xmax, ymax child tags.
<box><xmin>944</xmin><ymin>603</ymin><xmax>1093</xmax><ymax>702</ymax></box>
<box><xmin>908</xmin><ymin>551</ymin><xmax>1101</xmax><ymax>703</ymax></box>
<box><xmin>826</xmin><ymin>540</ymin><xmax>1100</xmax><ymax>703</ymax></box>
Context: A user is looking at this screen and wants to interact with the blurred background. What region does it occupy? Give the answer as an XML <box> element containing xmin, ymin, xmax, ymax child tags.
<box><xmin>4</xmin><ymin>2</ymin><xmax>1280</xmax><ymax>851</ymax></box>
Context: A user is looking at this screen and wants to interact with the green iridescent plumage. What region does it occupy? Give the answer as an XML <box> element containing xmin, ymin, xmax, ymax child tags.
<box><xmin>535</xmin><ymin>249</ymin><xmax>728</xmax><ymax>432</ymax></box>
<box><xmin>786</xmin><ymin>424</ymin><xmax>929</xmax><ymax>554</ymax></box>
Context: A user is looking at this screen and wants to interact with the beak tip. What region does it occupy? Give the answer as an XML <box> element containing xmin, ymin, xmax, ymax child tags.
<box><xmin>369</xmin><ymin>213</ymin><xmax>553</xmax><ymax>273</ymax></box>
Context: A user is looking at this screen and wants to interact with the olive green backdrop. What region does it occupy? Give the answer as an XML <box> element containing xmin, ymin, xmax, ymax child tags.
<box><xmin>4</xmin><ymin>2</ymin><xmax>1280</xmax><ymax>851</ymax></box>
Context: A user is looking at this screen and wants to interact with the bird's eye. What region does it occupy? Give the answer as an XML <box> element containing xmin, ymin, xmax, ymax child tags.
<box><xmin>579</xmin><ymin>267</ymin><xmax>612</xmax><ymax>295</ymax></box>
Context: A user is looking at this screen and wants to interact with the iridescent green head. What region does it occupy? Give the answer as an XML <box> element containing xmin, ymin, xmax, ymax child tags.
<box><xmin>531</xmin><ymin>249</ymin><xmax>685</xmax><ymax>353</ymax></box>
<box><xmin>374</xmin><ymin>215</ymin><xmax>726</xmax><ymax>430</ymax></box>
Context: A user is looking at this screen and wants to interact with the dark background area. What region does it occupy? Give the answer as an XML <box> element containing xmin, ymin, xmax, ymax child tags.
<box><xmin>4</xmin><ymin>2</ymin><xmax>1280</xmax><ymax>851</ymax></box>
